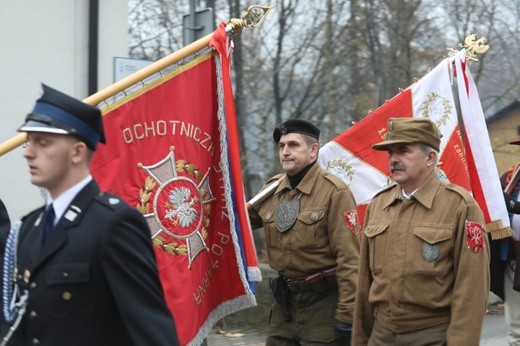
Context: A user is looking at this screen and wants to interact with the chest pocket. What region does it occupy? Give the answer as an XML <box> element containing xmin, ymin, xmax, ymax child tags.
<box><xmin>294</xmin><ymin>210</ymin><xmax>325</xmax><ymax>249</ymax></box>
<box><xmin>412</xmin><ymin>226</ymin><xmax>453</xmax><ymax>275</ymax></box>
<box><xmin>47</xmin><ymin>262</ymin><xmax>90</xmax><ymax>285</ymax></box>
<box><xmin>258</xmin><ymin>208</ymin><xmax>278</xmax><ymax>246</ymax></box>
<box><xmin>46</xmin><ymin>262</ymin><xmax>94</xmax><ymax>318</ymax></box>
<box><xmin>298</xmin><ymin>210</ymin><xmax>325</xmax><ymax>225</ymax></box>
<box><xmin>364</xmin><ymin>224</ymin><xmax>389</xmax><ymax>273</ymax></box>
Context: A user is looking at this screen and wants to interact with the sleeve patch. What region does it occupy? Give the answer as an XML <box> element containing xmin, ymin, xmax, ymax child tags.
<box><xmin>465</xmin><ymin>221</ymin><xmax>485</xmax><ymax>253</ymax></box>
<box><xmin>344</xmin><ymin>210</ymin><xmax>360</xmax><ymax>235</ymax></box>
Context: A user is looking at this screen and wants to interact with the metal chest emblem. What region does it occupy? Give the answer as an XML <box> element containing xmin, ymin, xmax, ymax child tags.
<box><xmin>310</xmin><ymin>212</ymin><xmax>320</xmax><ymax>222</ymax></box>
<box><xmin>23</xmin><ymin>269</ymin><xmax>31</xmax><ymax>284</ymax></box>
<box><xmin>422</xmin><ymin>242</ymin><xmax>440</xmax><ymax>262</ymax></box>
<box><xmin>109</xmin><ymin>198</ymin><xmax>120</xmax><ymax>205</ymax></box>
<box><xmin>64</xmin><ymin>210</ymin><xmax>78</xmax><ymax>222</ymax></box>
<box><xmin>274</xmin><ymin>193</ymin><xmax>301</xmax><ymax>233</ymax></box>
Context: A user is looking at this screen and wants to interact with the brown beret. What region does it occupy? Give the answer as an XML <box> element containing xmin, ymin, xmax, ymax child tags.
<box><xmin>372</xmin><ymin>117</ymin><xmax>441</xmax><ymax>152</ymax></box>
<box><xmin>273</xmin><ymin>118</ymin><xmax>320</xmax><ymax>143</ymax></box>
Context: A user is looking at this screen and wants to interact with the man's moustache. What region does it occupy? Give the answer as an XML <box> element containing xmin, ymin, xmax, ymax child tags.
<box><xmin>390</xmin><ymin>164</ymin><xmax>405</xmax><ymax>173</ymax></box>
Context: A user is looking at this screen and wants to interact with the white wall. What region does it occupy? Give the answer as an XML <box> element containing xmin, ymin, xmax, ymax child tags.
<box><xmin>0</xmin><ymin>1</ymin><xmax>128</xmax><ymax>220</ymax></box>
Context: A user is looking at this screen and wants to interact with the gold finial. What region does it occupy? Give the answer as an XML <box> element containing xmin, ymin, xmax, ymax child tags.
<box><xmin>447</xmin><ymin>34</ymin><xmax>489</xmax><ymax>61</ymax></box>
<box><xmin>242</xmin><ymin>4</ymin><xmax>276</xmax><ymax>28</ymax></box>
<box><xmin>228</xmin><ymin>4</ymin><xmax>276</xmax><ymax>35</ymax></box>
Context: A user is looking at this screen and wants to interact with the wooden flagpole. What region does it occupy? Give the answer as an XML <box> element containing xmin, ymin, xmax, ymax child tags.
<box><xmin>0</xmin><ymin>4</ymin><xmax>275</xmax><ymax>156</ymax></box>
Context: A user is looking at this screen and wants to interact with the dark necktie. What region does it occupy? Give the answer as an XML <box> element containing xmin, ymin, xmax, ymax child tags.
<box><xmin>42</xmin><ymin>204</ymin><xmax>55</xmax><ymax>244</ymax></box>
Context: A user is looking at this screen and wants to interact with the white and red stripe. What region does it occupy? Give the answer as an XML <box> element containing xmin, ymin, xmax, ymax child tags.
<box><xmin>319</xmin><ymin>53</ymin><xmax>509</xmax><ymax>235</ymax></box>
<box><xmin>454</xmin><ymin>51</ymin><xmax>510</xmax><ymax>237</ymax></box>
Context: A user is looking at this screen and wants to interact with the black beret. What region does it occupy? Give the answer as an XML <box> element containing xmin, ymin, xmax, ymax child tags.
<box><xmin>273</xmin><ymin>118</ymin><xmax>320</xmax><ymax>143</ymax></box>
<box><xmin>18</xmin><ymin>84</ymin><xmax>105</xmax><ymax>150</ymax></box>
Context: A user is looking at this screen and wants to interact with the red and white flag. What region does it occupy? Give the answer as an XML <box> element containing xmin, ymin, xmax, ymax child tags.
<box><xmin>454</xmin><ymin>50</ymin><xmax>511</xmax><ymax>239</ymax></box>
<box><xmin>318</xmin><ymin>53</ymin><xmax>510</xmax><ymax>238</ymax></box>
<box><xmin>90</xmin><ymin>23</ymin><xmax>257</xmax><ymax>346</ymax></box>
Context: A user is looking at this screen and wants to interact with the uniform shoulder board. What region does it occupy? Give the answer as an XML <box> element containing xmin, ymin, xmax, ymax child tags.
<box><xmin>95</xmin><ymin>192</ymin><xmax>128</xmax><ymax>210</ymax></box>
<box><xmin>265</xmin><ymin>173</ymin><xmax>284</xmax><ymax>185</ymax></box>
<box><xmin>21</xmin><ymin>207</ymin><xmax>44</xmax><ymax>223</ymax></box>
<box><xmin>322</xmin><ymin>170</ymin><xmax>348</xmax><ymax>190</ymax></box>
<box><xmin>17</xmin><ymin>208</ymin><xmax>44</xmax><ymax>240</ymax></box>
<box><xmin>372</xmin><ymin>183</ymin><xmax>398</xmax><ymax>199</ymax></box>
<box><xmin>444</xmin><ymin>182</ymin><xmax>474</xmax><ymax>203</ymax></box>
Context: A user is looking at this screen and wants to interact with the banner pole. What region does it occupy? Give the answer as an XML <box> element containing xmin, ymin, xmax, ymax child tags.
<box><xmin>0</xmin><ymin>133</ymin><xmax>27</xmax><ymax>156</ymax></box>
<box><xmin>0</xmin><ymin>34</ymin><xmax>213</xmax><ymax>157</ymax></box>
<box><xmin>84</xmin><ymin>34</ymin><xmax>213</xmax><ymax>106</ymax></box>
<box><xmin>0</xmin><ymin>4</ymin><xmax>276</xmax><ymax>156</ymax></box>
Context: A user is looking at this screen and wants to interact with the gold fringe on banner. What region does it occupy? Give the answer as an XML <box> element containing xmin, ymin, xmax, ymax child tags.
<box><xmin>487</xmin><ymin>220</ymin><xmax>513</xmax><ymax>240</ymax></box>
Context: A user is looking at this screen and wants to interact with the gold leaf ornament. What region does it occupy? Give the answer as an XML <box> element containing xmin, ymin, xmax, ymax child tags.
<box><xmin>153</xmin><ymin>236</ymin><xmax>187</xmax><ymax>256</ymax></box>
<box><xmin>136</xmin><ymin>176</ymin><xmax>156</xmax><ymax>213</ymax></box>
<box><xmin>176</xmin><ymin>160</ymin><xmax>201</xmax><ymax>180</ymax></box>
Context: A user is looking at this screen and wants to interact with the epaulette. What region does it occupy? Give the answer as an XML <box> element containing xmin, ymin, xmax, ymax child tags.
<box><xmin>94</xmin><ymin>192</ymin><xmax>128</xmax><ymax>210</ymax></box>
<box><xmin>444</xmin><ymin>182</ymin><xmax>474</xmax><ymax>203</ymax></box>
<box><xmin>21</xmin><ymin>207</ymin><xmax>44</xmax><ymax>223</ymax></box>
<box><xmin>372</xmin><ymin>183</ymin><xmax>398</xmax><ymax>199</ymax></box>
<box><xmin>265</xmin><ymin>173</ymin><xmax>284</xmax><ymax>185</ymax></box>
<box><xmin>322</xmin><ymin>170</ymin><xmax>349</xmax><ymax>190</ymax></box>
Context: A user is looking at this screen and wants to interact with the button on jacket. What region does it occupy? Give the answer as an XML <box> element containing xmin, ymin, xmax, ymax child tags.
<box><xmin>353</xmin><ymin>172</ymin><xmax>490</xmax><ymax>345</ymax></box>
<box><xmin>250</xmin><ymin>163</ymin><xmax>360</xmax><ymax>323</ymax></box>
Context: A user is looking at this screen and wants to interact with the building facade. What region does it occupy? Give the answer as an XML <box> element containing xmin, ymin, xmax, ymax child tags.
<box><xmin>0</xmin><ymin>1</ymin><xmax>128</xmax><ymax>219</ymax></box>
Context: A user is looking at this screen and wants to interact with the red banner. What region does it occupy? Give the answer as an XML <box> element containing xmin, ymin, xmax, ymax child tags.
<box><xmin>91</xmin><ymin>25</ymin><xmax>256</xmax><ymax>345</ymax></box>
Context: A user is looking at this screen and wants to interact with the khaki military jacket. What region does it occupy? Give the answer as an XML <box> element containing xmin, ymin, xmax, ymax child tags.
<box><xmin>353</xmin><ymin>172</ymin><xmax>490</xmax><ymax>345</ymax></box>
<box><xmin>249</xmin><ymin>163</ymin><xmax>360</xmax><ymax>323</ymax></box>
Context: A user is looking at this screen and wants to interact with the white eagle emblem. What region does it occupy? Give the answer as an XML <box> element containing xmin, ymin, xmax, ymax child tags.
<box><xmin>139</xmin><ymin>149</ymin><xmax>214</xmax><ymax>266</ymax></box>
<box><xmin>165</xmin><ymin>187</ymin><xmax>199</xmax><ymax>227</ymax></box>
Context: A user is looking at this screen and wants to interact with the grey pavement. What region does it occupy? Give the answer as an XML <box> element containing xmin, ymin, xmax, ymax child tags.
<box><xmin>207</xmin><ymin>327</ymin><xmax>266</xmax><ymax>346</ymax></box>
<box><xmin>207</xmin><ymin>303</ymin><xmax>510</xmax><ymax>345</ymax></box>
<box><xmin>206</xmin><ymin>268</ymin><xmax>510</xmax><ymax>345</ymax></box>
<box><xmin>481</xmin><ymin>304</ymin><xmax>509</xmax><ymax>345</ymax></box>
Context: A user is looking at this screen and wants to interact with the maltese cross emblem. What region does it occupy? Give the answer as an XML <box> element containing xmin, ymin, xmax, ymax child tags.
<box><xmin>139</xmin><ymin>148</ymin><xmax>214</xmax><ymax>267</ymax></box>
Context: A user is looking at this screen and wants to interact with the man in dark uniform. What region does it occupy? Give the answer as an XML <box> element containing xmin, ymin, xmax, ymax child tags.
<box><xmin>3</xmin><ymin>84</ymin><xmax>179</xmax><ymax>345</ymax></box>
<box><xmin>249</xmin><ymin>119</ymin><xmax>360</xmax><ymax>345</ymax></box>
<box><xmin>0</xmin><ymin>199</ymin><xmax>11</xmax><ymax>338</ymax></box>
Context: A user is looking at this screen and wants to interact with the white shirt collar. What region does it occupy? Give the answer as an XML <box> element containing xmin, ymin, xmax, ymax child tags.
<box><xmin>46</xmin><ymin>175</ymin><xmax>93</xmax><ymax>225</ymax></box>
<box><xmin>402</xmin><ymin>188</ymin><xmax>418</xmax><ymax>200</ymax></box>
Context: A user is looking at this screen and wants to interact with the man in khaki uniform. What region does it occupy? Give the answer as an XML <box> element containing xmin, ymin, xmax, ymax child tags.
<box><xmin>249</xmin><ymin>118</ymin><xmax>360</xmax><ymax>345</ymax></box>
<box><xmin>353</xmin><ymin>118</ymin><xmax>490</xmax><ymax>345</ymax></box>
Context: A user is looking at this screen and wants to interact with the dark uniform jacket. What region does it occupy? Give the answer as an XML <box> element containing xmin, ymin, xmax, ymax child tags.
<box><xmin>8</xmin><ymin>181</ymin><xmax>179</xmax><ymax>346</ymax></box>
<box><xmin>491</xmin><ymin>165</ymin><xmax>520</xmax><ymax>299</ymax></box>
<box><xmin>0</xmin><ymin>199</ymin><xmax>11</xmax><ymax>337</ymax></box>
